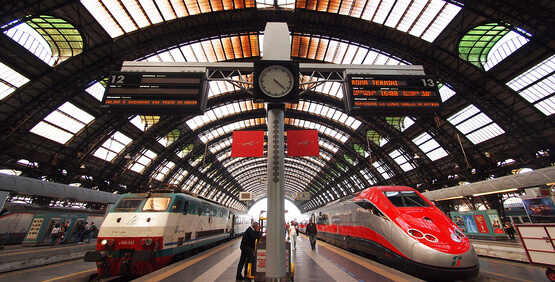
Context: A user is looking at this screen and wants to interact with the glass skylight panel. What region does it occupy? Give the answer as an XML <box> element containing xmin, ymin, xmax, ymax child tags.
<box><xmin>85</xmin><ymin>82</ymin><xmax>105</xmax><ymax>101</ymax></box>
<box><xmin>30</xmin><ymin>122</ymin><xmax>73</xmax><ymax>144</ymax></box>
<box><xmin>402</xmin><ymin>118</ymin><xmax>415</xmax><ymax>131</ymax></box>
<box><xmin>439</xmin><ymin>84</ymin><xmax>456</xmax><ymax>102</ymax></box>
<box><xmin>384</xmin><ymin>0</ymin><xmax>411</xmax><ymax>29</ymax></box>
<box><xmin>507</xmin><ymin>55</ymin><xmax>555</xmax><ymax>116</ymax></box>
<box><xmin>30</xmin><ymin>102</ymin><xmax>94</xmax><ymax>144</ymax></box>
<box><xmin>360</xmin><ymin>168</ymin><xmax>376</xmax><ymax>185</ymax></box>
<box><xmin>4</xmin><ymin>22</ymin><xmax>55</xmax><ymax>65</ymax></box>
<box><xmin>0</xmin><ymin>62</ymin><xmax>30</xmax><ymax>100</ymax></box>
<box><xmin>484</xmin><ymin>30</ymin><xmax>530</xmax><ymax>71</ymax></box>
<box><xmin>93</xmin><ymin>131</ymin><xmax>132</xmax><ymax>162</ymax></box>
<box><xmin>154</xmin><ymin>161</ymin><xmax>176</xmax><ymax>180</ymax></box>
<box><xmin>390</xmin><ymin>149</ymin><xmax>414</xmax><ymax>172</ymax></box>
<box><xmin>447</xmin><ymin>105</ymin><xmax>505</xmax><ymax>144</ymax></box>
<box><xmin>81</xmin><ymin>0</ymin><xmax>123</xmax><ymax>37</ymax></box>
<box><xmin>299</xmin><ymin>0</ymin><xmax>461</xmax><ymax>43</ymax></box>
<box><xmin>373</xmin><ymin>161</ymin><xmax>392</xmax><ymax>180</ymax></box>
<box><xmin>210</xmin><ymin>138</ymin><xmax>232</xmax><ymax>154</ymax></box>
<box><xmin>413</xmin><ymin>132</ymin><xmax>448</xmax><ymax>161</ymax></box>
<box><xmin>129</xmin><ymin>149</ymin><xmax>157</xmax><ymax>173</ymax></box>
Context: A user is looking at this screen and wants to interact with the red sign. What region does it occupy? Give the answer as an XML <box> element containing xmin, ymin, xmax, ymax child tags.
<box><xmin>473</xmin><ymin>215</ymin><xmax>489</xmax><ymax>233</ymax></box>
<box><xmin>231</xmin><ymin>131</ymin><xmax>264</xmax><ymax>157</ymax></box>
<box><xmin>286</xmin><ymin>130</ymin><xmax>319</xmax><ymax>157</ymax></box>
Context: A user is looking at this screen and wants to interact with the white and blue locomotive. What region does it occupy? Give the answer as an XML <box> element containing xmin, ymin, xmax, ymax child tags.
<box><xmin>85</xmin><ymin>191</ymin><xmax>251</xmax><ymax>277</ymax></box>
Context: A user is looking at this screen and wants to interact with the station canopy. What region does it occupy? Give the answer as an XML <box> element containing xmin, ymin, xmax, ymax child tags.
<box><xmin>0</xmin><ymin>0</ymin><xmax>553</xmax><ymax>212</ymax></box>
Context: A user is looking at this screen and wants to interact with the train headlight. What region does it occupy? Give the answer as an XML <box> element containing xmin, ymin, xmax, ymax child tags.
<box><xmin>139</xmin><ymin>238</ymin><xmax>153</xmax><ymax>246</ymax></box>
<box><xmin>454</xmin><ymin>228</ymin><xmax>466</xmax><ymax>238</ymax></box>
<box><xmin>408</xmin><ymin>229</ymin><xmax>424</xmax><ymax>239</ymax></box>
<box><xmin>101</xmin><ymin>239</ymin><xmax>115</xmax><ymax>246</ymax></box>
<box><xmin>424</xmin><ymin>234</ymin><xmax>438</xmax><ymax>242</ymax></box>
<box><xmin>451</xmin><ymin>228</ymin><xmax>466</xmax><ymax>242</ymax></box>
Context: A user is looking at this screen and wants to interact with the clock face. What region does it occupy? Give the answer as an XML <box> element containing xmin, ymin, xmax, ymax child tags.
<box><xmin>258</xmin><ymin>65</ymin><xmax>295</xmax><ymax>98</ymax></box>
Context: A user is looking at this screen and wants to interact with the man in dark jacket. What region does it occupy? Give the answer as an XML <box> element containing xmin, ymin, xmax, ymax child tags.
<box><xmin>306</xmin><ymin>218</ymin><xmax>318</xmax><ymax>250</ymax></box>
<box><xmin>236</xmin><ymin>221</ymin><xmax>261</xmax><ymax>279</ymax></box>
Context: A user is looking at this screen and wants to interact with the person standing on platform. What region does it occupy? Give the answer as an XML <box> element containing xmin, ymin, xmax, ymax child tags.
<box><xmin>288</xmin><ymin>220</ymin><xmax>298</xmax><ymax>251</ymax></box>
<box><xmin>236</xmin><ymin>221</ymin><xmax>261</xmax><ymax>280</ymax></box>
<box><xmin>87</xmin><ymin>222</ymin><xmax>97</xmax><ymax>243</ymax></box>
<box><xmin>504</xmin><ymin>222</ymin><xmax>516</xmax><ymax>241</ymax></box>
<box><xmin>306</xmin><ymin>218</ymin><xmax>318</xmax><ymax>250</ymax></box>
<box><xmin>50</xmin><ymin>223</ymin><xmax>61</xmax><ymax>246</ymax></box>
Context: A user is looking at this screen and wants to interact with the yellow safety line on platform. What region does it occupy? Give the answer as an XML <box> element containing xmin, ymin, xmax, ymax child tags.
<box><xmin>137</xmin><ymin>238</ymin><xmax>239</xmax><ymax>282</ymax></box>
<box><xmin>43</xmin><ymin>268</ymin><xmax>97</xmax><ymax>282</ymax></box>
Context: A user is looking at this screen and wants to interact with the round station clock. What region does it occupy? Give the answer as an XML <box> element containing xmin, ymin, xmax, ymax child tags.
<box><xmin>258</xmin><ymin>65</ymin><xmax>295</xmax><ymax>98</ymax></box>
<box><xmin>253</xmin><ymin>60</ymin><xmax>299</xmax><ymax>103</ymax></box>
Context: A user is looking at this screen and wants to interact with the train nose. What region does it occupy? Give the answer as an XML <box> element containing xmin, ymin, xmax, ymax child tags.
<box><xmin>411</xmin><ymin>242</ymin><xmax>479</xmax><ymax>268</ymax></box>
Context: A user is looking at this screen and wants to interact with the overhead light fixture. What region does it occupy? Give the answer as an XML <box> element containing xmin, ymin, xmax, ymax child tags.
<box><xmin>80</xmin><ymin>164</ymin><xmax>86</xmax><ymax>169</ymax></box>
<box><xmin>124</xmin><ymin>154</ymin><xmax>132</xmax><ymax>159</ymax></box>
<box><xmin>473</xmin><ymin>188</ymin><xmax>518</xmax><ymax>197</ymax></box>
<box><xmin>454</xmin><ymin>164</ymin><xmax>459</xmax><ymax>168</ymax></box>
<box><xmin>413</xmin><ymin>154</ymin><xmax>420</xmax><ymax>159</ymax></box>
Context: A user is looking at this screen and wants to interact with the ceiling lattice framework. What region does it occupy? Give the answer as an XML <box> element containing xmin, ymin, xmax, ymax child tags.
<box><xmin>0</xmin><ymin>0</ymin><xmax>553</xmax><ymax>212</ymax></box>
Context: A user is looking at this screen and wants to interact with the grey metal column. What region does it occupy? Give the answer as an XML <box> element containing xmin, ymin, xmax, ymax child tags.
<box><xmin>263</xmin><ymin>22</ymin><xmax>288</xmax><ymax>281</ymax></box>
<box><xmin>265</xmin><ymin>104</ymin><xmax>286</xmax><ymax>281</ymax></box>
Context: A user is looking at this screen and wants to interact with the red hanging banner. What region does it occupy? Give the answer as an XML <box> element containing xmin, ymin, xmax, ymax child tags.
<box><xmin>231</xmin><ymin>131</ymin><xmax>265</xmax><ymax>157</ymax></box>
<box><xmin>287</xmin><ymin>130</ymin><xmax>319</xmax><ymax>157</ymax></box>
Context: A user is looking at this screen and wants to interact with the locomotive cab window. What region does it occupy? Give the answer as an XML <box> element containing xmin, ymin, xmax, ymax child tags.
<box><xmin>172</xmin><ymin>199</ymin><xmax>183</xmax><ymax>213</ymax></box>
<box><xmin>142</xmin><ymin>197</ymin><xmax>171</xmax><ymax>212</ymax></box>
<box><xmin>113</xmin><ymin>198</ymin><xmax>143</xmax><ymax>212</ymax></box>
<box><xmin>384</xmin><ymin>191</ymin><xmax>429</xmax><ymax>207</ymax></box>
<box><xmin>355</xmin><ymin>201</ymin><xmax>385</xmax><ymax>217</ymax></box>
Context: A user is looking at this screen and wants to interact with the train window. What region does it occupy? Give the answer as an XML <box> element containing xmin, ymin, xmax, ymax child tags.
<box><xmin>182</xmin><ymin>201</ymin><xmax>189</xmax><ymax>215</ymax></box>
<box><xmin>317</xmin><ymin>214</ymin><xmax>328</xmax><ymax>225</ymax></box>
<box><xmin>355</xmin><ymin>201</ymin><xmax>385</xmax><ymax>217</ymax></box>
<box><xmin>142</xmin><ymin>197</ymin><xmax>171</xmax><ymax>212</ymax></box>
<box><xmin>203</xmin><ymin>204</ymin><xmax>211</xmax><ymax>216</ymax></box>
<box><xmin>384</xmin><ymin>191</ymin><xmax>429</xmax><ymax>207</ymax></box>
<box><xmin>172</xmin><ymin>200</ymin><xmax>183</xmax><ymax>213</ymax></box>
<box><xmin>113</xmin><ymin>198</ymin><xmax>143</xmax><ymax>212</ymax></box>
<box><xmin>188</xmin><ymin>203</ymin><xmax>198</xmax><ymax>215</ymax></box>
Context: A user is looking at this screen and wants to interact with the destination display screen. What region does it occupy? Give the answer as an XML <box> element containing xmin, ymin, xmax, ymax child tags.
<box><xmin>344</xmin><ymin>74</ymin><xmax>442</xmax><ymax>116</ymax></box>
<box><xmin>101</xmin><ymin>72</ymin><xmax>208</xmax><ymax>115</ymax></box>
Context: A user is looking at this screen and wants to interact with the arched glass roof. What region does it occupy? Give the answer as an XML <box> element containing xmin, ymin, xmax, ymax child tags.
<box><xmin>0</xmin><ymin>0</ymin><xmax>552</xmax><ymax>213</ymax></box>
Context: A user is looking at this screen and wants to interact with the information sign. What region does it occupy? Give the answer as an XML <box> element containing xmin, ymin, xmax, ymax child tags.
<box><xmin>101</xmin><ymin>72</ymin><xmax>208</xmax><ymax>114</ymax></box>
<box><xmin>343</xmin><ymin>74</ymin><xmax>442</xmax><ymax>116</ymax></box>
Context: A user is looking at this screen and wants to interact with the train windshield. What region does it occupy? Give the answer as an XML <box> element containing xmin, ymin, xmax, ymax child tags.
<box><xmin>384</xmin><ymin>191</ymin><xmax>430</xmax><ymax>207</ymax></box>
<box><xmin>113</xmin><ymin>198</ymin><xmax>144</xmax><ymax>212</ymax></box>
<box><xmin>142</xmin><ymin>197</ymin><xmax>171</xmax><ymax>212</ymax></box>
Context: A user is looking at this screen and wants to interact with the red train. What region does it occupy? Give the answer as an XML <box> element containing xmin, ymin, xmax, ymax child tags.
<box><xmin>297</xmin><ymin>186</ymin><xmax>479</xmax><ymax>281</ymax></box>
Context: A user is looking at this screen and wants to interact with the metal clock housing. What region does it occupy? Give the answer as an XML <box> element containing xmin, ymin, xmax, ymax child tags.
<box><xmin>258</xmin><ymin>65</ymin><xmax>295</xmax><ymax>98</ymax></box>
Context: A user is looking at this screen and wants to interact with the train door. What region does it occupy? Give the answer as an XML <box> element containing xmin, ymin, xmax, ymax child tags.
<box><xmin>230</xmin><ymin>214</ymin><xmax>237</xmax><ymax>238</ymax></box>
<box><xmin>69</xmin><ymin>218</ymin><xmax>85</xmax><ymax>243</ymax></box>
<box><xmin>42</xmin><ymin>217</ymin><xmax>61</xmax><ymax>244</ymax></box>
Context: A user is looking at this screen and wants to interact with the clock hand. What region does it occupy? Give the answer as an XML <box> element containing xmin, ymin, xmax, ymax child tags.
<box><xmin>273</xmin><ymin>79</ymin><xmax>287</xmax><ymax>90</ymax></box>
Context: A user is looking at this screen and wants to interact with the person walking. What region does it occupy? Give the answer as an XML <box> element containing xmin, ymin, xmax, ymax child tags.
<box><xmin>236</xmin><ymin>221</ymin><xmax>261</xmax><ymax>280</ymax></box>
<box><xmin>504</xmin><ymin>222</ymin><xmax>516</xmax><ymax>241</ymax></box>
<box><xmin>288</xmin><ymin>220</ymin><xmax>298</xmax><ymax>251</ymax></box>
<box><xmin>306</xmin><ymin>218</ymin><xmax>318</xmax><ymax>250</ymax></box>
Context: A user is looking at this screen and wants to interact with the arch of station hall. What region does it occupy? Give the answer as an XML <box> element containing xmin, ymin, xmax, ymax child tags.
<box><xmin>0</xmin><ymin>0</ymin><xmax>553</xmax><ymax>213</ymax></box>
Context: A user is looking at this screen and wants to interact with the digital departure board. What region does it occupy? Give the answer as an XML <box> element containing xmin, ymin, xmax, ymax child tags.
<box><xmin>101</xmin><ymin>72</ymin><xmax>208</xmax><ymax>115</ymax></box>
<box><xmin>343</xmin><ymin>74</ymin><xmax>442</xmax><ymax>116</ymax></box>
